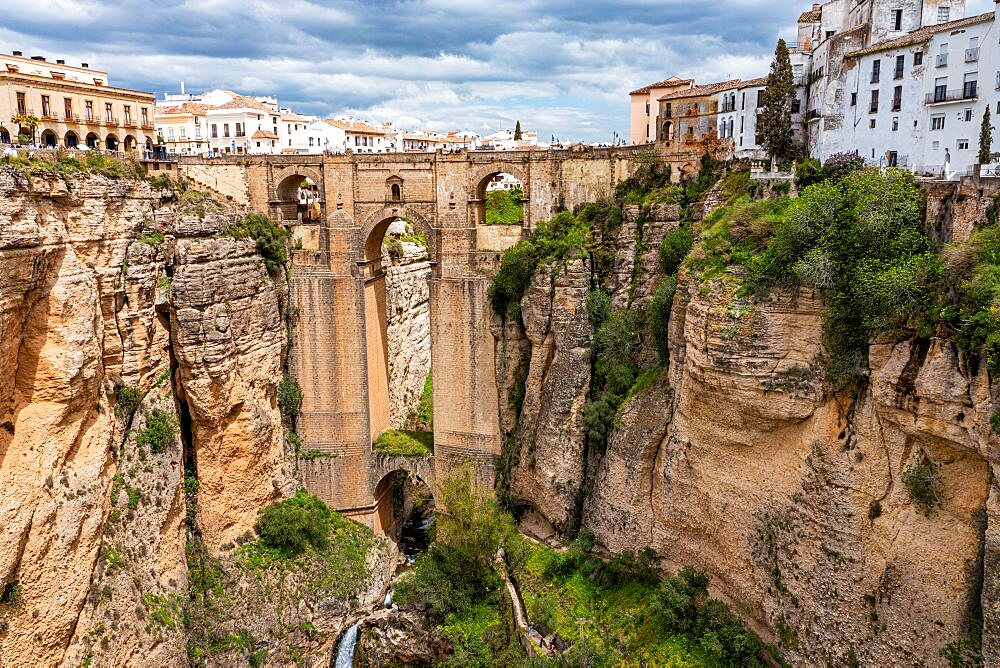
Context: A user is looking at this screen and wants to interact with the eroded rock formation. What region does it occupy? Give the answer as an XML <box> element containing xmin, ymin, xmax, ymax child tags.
<box><xmin>497</xmin><ymin>198</ymin><xmax>999</xmax><ymax>665</ymax></box>
<box><xmin>384</xmin><ymin>243</ymin><xmax>432</xmax><ymax>429</ymax></box>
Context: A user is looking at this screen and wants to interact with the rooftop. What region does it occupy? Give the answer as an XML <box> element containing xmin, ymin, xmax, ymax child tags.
<box><xmin>157</xmin><ymin>102</ymin><xmax>215</xmax><ymax>116</ymax></box>
<box><xmin>324</xmin><ymin>119</ymin><xmax>387</xmax><ymax>134</ymax></box>
<box><xmin>846</xmin><ymin>11</ymin><xmax>994</xmax><ymax>58</ymax></box>
<box><xmin>629</xmin><ymin>76</ymin><xmax>694</xmax><ymax>96</ymax></box>
<box><xmin>659</xmin><ymin>79</ymin><xmax>743</xmax><ymax>101</ymax></box>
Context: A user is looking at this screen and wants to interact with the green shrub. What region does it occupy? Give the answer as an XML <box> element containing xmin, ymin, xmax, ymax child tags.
<box><xmin>649</xmin><ymin>277</ymin><xmax>677</xmax><ymax>366</ymax></box>
<box><xmin>383</xmin><ymin>237</ymin><xmax>404</xmax><ymax>258</ymax></box>
<box><xmin>794</xmin><ymin>157</ymin><xmax>824</xmax><ymax>189</ymax></box>
<box><xmin>395</xmin><ymin>473</ymin><xmax>521</xmax><ymax>620</ymax></box>
<box><xmin>226</xmin><ymin>213</ymin><xmax>289</xmax><ymax>275</ymax></box>
<box><xmin>660</xmin><ymin>227</ymin><xmax>694</xmax><ymax>275</ymax></box>
<box><xmin>405</xmin><ymin>371</ymin><xmax>433</xmax><ymax>431</ymax></box>
<box><xmin>136</xmin><ymin>409</ymin><xmax>177</xmax><ymax>454</ymax></box>
<box><xmin>372</xmin><ymin>429</ymin><xmax>433</xmax><ymax>456</ymax></box>
<box><xmin>184</xmin><ymin>475</ymin><xmax>199</xmax><ymax>527</ymax></box>
<box><xmin>148</xmin><ymin>174</ymin><xmax>173</xmax><ymax>190</ymax></box>
<box><xmin>904</xmin><ymin>456</ymin><xmax>943</xmax><ymax>516</ymax></box>
<box><xmin>255</xmin><ymin>489</ymin><xmax>333</xmax><ymax>557</ymax></box>
<box><xmin>1</xmin><ymin>581</ymin><xmax>21</xmax><ymax>606</ymax></box>
<box><xmin>586</xmin><ymin>289</ymin><xmax>612</xmax><ymax>328</ymax></box>
<box><xmin>277</xmin><ymin>376</ymin><xmax>303</xmax><ymax>425</ymax></box>
<box><xmin>484</xmin><ymin>188</ymin><xmax>524</xmax><ymax>225</ymax></box>
<box><xmin>114</xmin><ymin>385</ymin><xmax>141</xmax><ymax>418</ymax></box>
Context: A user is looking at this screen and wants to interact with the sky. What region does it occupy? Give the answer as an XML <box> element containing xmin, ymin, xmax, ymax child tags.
<box><xmin>1</xmin><ymin>0</ymin><xmax>995</xmax><ymax>142</ymax></box>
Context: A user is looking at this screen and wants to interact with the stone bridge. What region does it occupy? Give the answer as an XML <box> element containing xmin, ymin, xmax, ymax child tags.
<box><xmin>176</xmin><ymin>147</ymin><xmax>645</xmax><ymax>533</ymax></box>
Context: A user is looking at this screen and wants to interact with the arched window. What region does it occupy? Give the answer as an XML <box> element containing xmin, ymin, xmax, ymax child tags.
<box><xmin>391</xmin><ymin>183</ymin><xmax>401</xmax><ymax>201</ymax></box>
<box><xmin>728</xmin><ymin>119</ymin><xmax>734</xmax><ymax>138</ymax></box>
<box><xmin>0</xmin><ymin>127</ymin><xmax>10</xmax><ymax>144</ymax></box>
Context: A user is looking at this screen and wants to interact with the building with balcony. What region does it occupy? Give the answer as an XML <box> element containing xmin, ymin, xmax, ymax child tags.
<box><xmin>0</xmin><ymin>50</ymin><xmax>154</xmax><ymax>152</ymax></box>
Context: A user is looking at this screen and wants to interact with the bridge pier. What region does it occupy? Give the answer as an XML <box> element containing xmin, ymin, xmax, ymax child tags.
<box><xmin>176</xmin><ymin>149</ymin><xmax>645</xmax><ymax>520</ymax></box>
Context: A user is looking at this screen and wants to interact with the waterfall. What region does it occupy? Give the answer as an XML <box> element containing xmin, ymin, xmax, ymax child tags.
<box><xmin>334</xmin><ymin>621</ymin><xmax>362</xmax><ymax>668</ymax></box>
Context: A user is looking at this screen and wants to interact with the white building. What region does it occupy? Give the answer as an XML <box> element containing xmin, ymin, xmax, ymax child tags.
<box><xmin>323</xmin><ymin>119</ymin><xmax>393</xmax><ymax>153</ymax></box>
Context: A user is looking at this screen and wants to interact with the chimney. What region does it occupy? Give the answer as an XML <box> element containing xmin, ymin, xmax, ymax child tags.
<box><xmin>56</xmin><ymin>59</ymin><xmax>65</xmax><ymax>64</ymax></box>
<box><xmin>31</xmin><ymin>56</ymin><xmax>45</xmax><ymax>61</ymax></box>
<box><xmin>12</xmin><ymin>50</ymin><xmax>22</xmax><ymax>56</ymax></box>
<box><xmin>813</xmin><ymin>3</ymin><xmax>820</xmax><ymax>10</ymax></box>
<box><xmin>180</xmin><ymin>81</ymin><xmax>185</xmax><ymax>95</ymax></box>
<box><xmin>81</xmin><ymin>63</ymin><xmax>88</xmax><ymax>68</ymax></box>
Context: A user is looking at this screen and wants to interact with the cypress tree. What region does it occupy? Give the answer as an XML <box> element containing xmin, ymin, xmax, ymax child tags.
<box><xmin>979</xmin><ymin>107</ymin><xmax>993</xmax><ymax>165</ymax></box>
<box><xmin>514</xmin><ymin>120</ymin><xmax>522</xmax><ymax>141</ymax></box>
<box><xmin>759</xmin><ymin>39</ymin><xmax>796</xmax><ymax>166</ymax></box>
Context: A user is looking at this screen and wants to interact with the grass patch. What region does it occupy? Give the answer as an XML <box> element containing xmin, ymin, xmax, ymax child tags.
<box><xmin>224</xmin><ymin>213</ymin><xmax>289</xmax><ymax>276</ymax></box>
<box><xmin>373</xmin><ymin>429</ymin><xmax>433</xmax><ymax>457</ymax></box>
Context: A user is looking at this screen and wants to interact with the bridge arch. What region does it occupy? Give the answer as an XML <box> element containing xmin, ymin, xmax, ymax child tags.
<box><xmin>272</xmin><ymin>165</ymin><xmax>324</xmax><ymax>223</ymax></box>
<box><xmin>359</xmin><ymin>207</ymin><xmax>436</xmax><ymax>263</ymax></box>
<box><xmin>371</xmin><ymin>461</ymin><xmax>435</xmax><ymax>539</ymax></box>
<box><xmin>469</xmin><ymin>163</ymin><xmax>529</xmax><ymax>227</ymax></box>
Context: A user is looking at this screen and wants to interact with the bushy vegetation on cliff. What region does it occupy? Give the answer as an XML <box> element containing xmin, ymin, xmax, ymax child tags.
<box><xmin>0</xmin><ymin>149</ymin><xmax>146</xmax><ymax>179</ymax></box>
<box><xmin>399</xmin><ymin>474</ymin><xmax>777</xmax><ymax>666</ymax></box>
<box><xmin>693</xmin><ymin>160</ymin><xmax>1000</xmax><ymax>390</ymax></box>
<box><xmin>184</xmin><ymin>490</ymin><xmax>377</xmax><ymax>665</ymax></box>
<box><xmin>485</xmin><ymin>187</ymin><xmax>525</xmax><ymax>225</ymax></box>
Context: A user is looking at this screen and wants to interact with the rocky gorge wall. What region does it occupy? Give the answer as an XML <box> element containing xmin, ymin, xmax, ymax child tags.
<box><xmin>495</xmin><ymin>189</ymin><xmax>1000</xmax><ymax>665</ymax></box>
<box><xmin>384</xmin><ymin>244</ymin><xmax>432</xmax><ymax>429</ymax></box>
<box><xmin>0</xmin><ymin>169</ymin><xmax>386</xmax><ymax>667</ymax></box>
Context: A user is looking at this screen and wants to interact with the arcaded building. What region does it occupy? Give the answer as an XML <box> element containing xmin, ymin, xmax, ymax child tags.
<box><xmin>0</xmin><ymin>50</ymin><xmax>155</xmax><ymax>152</ymax></box>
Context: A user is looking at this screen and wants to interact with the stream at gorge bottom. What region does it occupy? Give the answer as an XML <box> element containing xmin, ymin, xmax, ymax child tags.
<box><xmin>334</xmin><ymin>485</ymin><xmax>435</xmax><ymax>667</ymax></box>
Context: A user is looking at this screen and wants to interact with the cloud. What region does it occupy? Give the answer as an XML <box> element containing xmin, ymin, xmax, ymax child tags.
<box><xmin>7</xmin><ymin>0</ymin><xmax>971</xmax><ymax>140</ymax></box>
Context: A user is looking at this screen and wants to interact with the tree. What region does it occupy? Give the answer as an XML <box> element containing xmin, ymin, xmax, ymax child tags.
<box><xmin>979</xmin><ymin>107</ymin><xmax>993</xmax><ymax>165</ymax></box>
<box><xmin>514</xmin><ymin>120</ymin><xmax>522</xmax><ymax>141</ymax></box>
<box><xmin>758</xmin><ymin>39</ymin><xmax>796</xmax><ymax>166</ymax></box>
<box><xmin>10</xmin><ymin>114</ymin><xmax>40</xmax><ymax>145</ymax></box>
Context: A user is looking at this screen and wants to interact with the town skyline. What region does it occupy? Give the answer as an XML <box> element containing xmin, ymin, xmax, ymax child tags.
<box><xmin>7</xmin><ymin>0</ymin><xmax>990</xmax><ymax>143</ymax></box>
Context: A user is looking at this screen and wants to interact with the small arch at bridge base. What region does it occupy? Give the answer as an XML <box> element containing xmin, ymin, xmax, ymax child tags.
<box><xmin>372</xmin><ymin>462</ymin><xmax>435</xmax><ymax>559</ymax></box>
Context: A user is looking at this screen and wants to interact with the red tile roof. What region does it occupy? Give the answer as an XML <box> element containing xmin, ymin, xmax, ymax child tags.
<box><xmin>217</xmin><ymin>95</ymin><xmax>272</xmax><ymax>111</ymax></box>
<box><xmin>157</xmin><ymin>102</ymin><xmax>214</xmax><ymax>115</ymax></box>
<box><xmin>846</xmin><ymin>11</ymin><xmax>993</xmax><ymax>58</ymax></box>
<box><xmin>629</xmin><ymin>76</ymin><xmax>694</xmax><ymax>96</ymax></box>
<box><xmin>798</xmin><ymin>9</ymin><xmax>822</xmax><ymax>23</ymax></box>
<box><xmin>252</xmin><ymin>130</ymin><xmax>278</xmax><ymax>139</ymax></box>
<box><xmin>324</xmin><ymin>119</ymin><xmax>387</xmax><ymax>134</ymax></box>
<box><xmin>658</xmin><ymin>79</ymin><xmax>742</xmax><ymax>101</ymax></box>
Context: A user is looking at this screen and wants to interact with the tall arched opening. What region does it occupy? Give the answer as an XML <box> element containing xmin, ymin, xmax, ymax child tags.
<box><xmin>105</xmin><ymin>134</ymin><xmax>119</xmax><ymax>151</ymax></box>
<box><xmin>0</xmin><ymin>126</ymin><xmax>9</xmax><ymax>144</ymax></box>
<box><xmin>40</xmin><ymin>130</ymin><xmax>57</xmax><ymax>148</ymax></box>
<box><xmin>362</xmin><ymin>215</ymin><xmax>434</xmax><ymax>449</ymax></box>
<box><xmin>475</xmin><ymin>171</ymin><xmax>525</xmax><ymax>226</ymax></box>
<box><xmin>85</xmin><ymin>133</ymin><xmax>99</xmax><ymax>149</ymax></box>
<box><xmin>373</xmin><ymin>470</ymin><xmax>435</xmax><ymax>555</ymax></box>
<box><xmin>64</xmin><ymin>131</ymin><xmax>78</xmax><ymax>148</ymax></box>
<box><xmin>275</xmin><ymin>173</ymin><xmax>322</xmax><ymax>223</ymax></box>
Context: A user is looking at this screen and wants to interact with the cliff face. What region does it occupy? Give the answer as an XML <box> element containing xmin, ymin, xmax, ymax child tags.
<box><xmin>0</xmin><ymin>170</ymin><xmax>359</xmax><ymax>666</ymax></box>
<box><xmin>384</xmin><ymin>245</ymin><xmax>432</xmax><ymax>429</ymax></box>
<box><xmin>498</xmin><ymin>200</ymin><xmax>998</xmax><ymax>664</ymax></box>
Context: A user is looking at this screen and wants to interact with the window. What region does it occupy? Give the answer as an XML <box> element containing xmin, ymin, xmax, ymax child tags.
<box><xmin>914</xmin><ymin>51</ymin><xmax>923</xmax><ymax>66</ymax></box>
<box><xmin>211</xmin><ymin>124</ymin><xmax>218</xmax><ymax>138</ymax></box>
<box><xmin>391</xmin><ymin>183</ymin><xmax>401</xmax><ymax>201</ymax></box>
<box><xmin>964</xmin><ymin>73</ymin><xmax>978</xmax><ymax>99</ymax></box>
<box><xmin>168</xmin><ymin>128</ymin><xmax>175</xmax><ymax>140</ymax></box>
<box><xmin>309</xmin><ymin>137</ymin><xmax>314</xmax><ymax>146</ymax></box>
<box><xmin>891</xmin><ymin>85</ymin><xmax>902</xmax><ymax>111</ymax></box>
<box><xmin>892</xmin><ymin>9</ymin><xmax>903</xmax><ymax>31</ymax></box>
<box><xmin>938</xmin><ymin>43</ymin><xmax>948</xmax><ymax>67</ymax></box>
<box><xmin>892</xmin><ymin>118</ymin><xmax>899</xmax><ymax>131</ymax></box>
<box><xmin>105</xmin><ymin>103</ymin><xmax>113</xmax><ymax>122</ymax></box>
<box><xmin>645</xmin><ymin>102</ymin><xmax>650</xmax><ymax>114</ymax></box>
<box><xmin>932</xmin><ymin>114</ymin><xmax>945</xmax><ymax>130</ymax></box>
<box><xmin>792</xmin><ymin>98</ymin><xmax>801</xmax><ymax>113</ymax></box>
<box><xmin>179</xmin><ymin>128</ymin><xmax>186</xmax><ymax>139</ymax></box>
<box><xmin>872</xmin><ymin>59</ymin><xmax>881</xmax><ymax>83</ymax></box>
<box><xmin>64</xmin><ymin>98</ymin><xmax>72</xmax><ymax>119</ymax></box>
<box><xmin>938</xmin><ymin>6</ymin><xmax>950</xmax><ymax>23</ymax></box>
<box><xmin>223</xmin><ymin>123</ymin><xmax>230</xmax><ymax>137</ymax></box>
<box><xmin>958</xmin><ymin>139</ymin><xmax>970</xmax><ymax>150</ymax></box>
<box><xmin>141</xmin><ymin>108</ymin><xmax>148</xmax><ymax>126</ymax></box>
<box><xmin>123</xmin><ymin>106</ymin><xmax>131</xmax><ymax>125</ymax></box>
<box><xmin>894</xmin><ymin>55</ymin><xmax>905</xmax><ymax>79</ymax></box>
<box><xmin>195</xmin><ymin>126</ymin><xmax>201</xmax><ymax>138</ymax></box>
<box><xmin>756</xmin><ymin>90</ymin><xmax>765</xmax><ymax>108</ymax></box>
<box><xmin>16</xmin><ymin>92</ymin><xmax>26</xmax><ymax>115</ymax></box>
<box><xmin>870</xmin><ymin>119</ymin><xmax>877</xmax><ymax>128</ymax></box>
<box><xmin>85</xmin><ymin>100</ymin><xmax>94</xmax><ymax>121</ymax></box>
<box><xmin>41</xmin><ymin>95</ymin><xmax>50</xmax><ymax>117</ymax></box>
<box><xmin>934</xmin><ymin>77</ymin><xmax>947</xmax><ymax>102</ymax></box>
<box><xmin>870</xmin><ymin>89</ymin><xmax>879</xmax><ymax>113</ymax></box>
<box><xmin>965</xmin><ymin>108</ymin><xmax>973</xmax><ymax>121</ymax></box>
<box><xmin>235</xmin><ymin>122</ymin><xmax>243</xmax><ymax>137</ymax></box>
<box><xmin>851</xmin><ymin>92</ymin><xmax>858</xmax><ymax>106</ymax></box>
